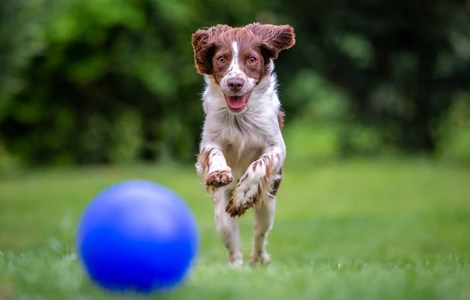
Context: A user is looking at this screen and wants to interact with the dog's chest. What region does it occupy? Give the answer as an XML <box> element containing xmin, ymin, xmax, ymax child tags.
<box><xmin>223</xmin><ymin>141</ymin><xmax>263</xmax><ymax>179</ymax></box>
<box><xmin>219</xmin><ymin>118</ymin><xmax>267</xmax><ymax>178</ymax></box>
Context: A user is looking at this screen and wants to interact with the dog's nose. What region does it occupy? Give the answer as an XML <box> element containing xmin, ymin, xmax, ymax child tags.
<box><xmin>227</xmin><ymin>78</ymin><xmax>244</xmax><ymax>92</ymax></box>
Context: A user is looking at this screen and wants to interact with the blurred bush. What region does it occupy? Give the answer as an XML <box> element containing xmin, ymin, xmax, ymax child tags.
<box><xmin>437</xmin><ymin>93</ymin><xmax>470</xmax><ymax>160</ymax></box>
<box><xmin>0</xmin><ymin>0</ymin><xmax>469</xmax><ymax>168</ymax></box>
<box><xmin>0</xmin><ymin>0</ymin><xmax>269</xmax><ymax>166</ymax></box>
<box><xmin>280</xmin><ymin>0</ymin><xmax>470</xmax><ymax>158</ymax></box>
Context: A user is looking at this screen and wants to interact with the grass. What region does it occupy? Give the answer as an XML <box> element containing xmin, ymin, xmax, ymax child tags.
<box><xmin>1</xmin><ymin>158</ymin><xmax>470</xmax><ymax>299</ymax></box>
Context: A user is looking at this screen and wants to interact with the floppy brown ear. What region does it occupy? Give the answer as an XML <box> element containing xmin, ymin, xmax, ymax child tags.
<box><xmin>191</xmin><ymin>25</ymin><xmax>233</xmax><ymax>75</ymax></box>
<box><xmin>192</xmin><ymin>29</ymin><xmax>213</xmax><ymax>75</ymax></box>
<box><xmin>246</xmin><ymin>23</ymin><xmax>296</xmax><ymax>60</ymax></box>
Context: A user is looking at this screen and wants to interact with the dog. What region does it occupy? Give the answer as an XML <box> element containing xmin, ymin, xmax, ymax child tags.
<box><xmin>191</xmin><ymin>23</ymin><xmax>295</xmax><ymax>266</ymax></box>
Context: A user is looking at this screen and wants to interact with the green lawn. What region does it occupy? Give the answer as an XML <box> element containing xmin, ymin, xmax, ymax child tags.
<box><xmin>1</xmin><ymin>159</ymin><xmax>470</xmax><ymax>299</ymax></box>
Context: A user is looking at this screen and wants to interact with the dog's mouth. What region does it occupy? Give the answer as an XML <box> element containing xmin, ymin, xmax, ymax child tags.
<box><xmin>224</xmin><ymin>93</ymin><xmax>251</xmax><ymax>112</ymax></box>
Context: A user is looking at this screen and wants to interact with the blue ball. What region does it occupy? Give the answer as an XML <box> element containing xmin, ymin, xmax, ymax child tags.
<box><xmin>77</xmin><ymin>180</ymin><xmax>199</xmax><ymax>293</ymax></box>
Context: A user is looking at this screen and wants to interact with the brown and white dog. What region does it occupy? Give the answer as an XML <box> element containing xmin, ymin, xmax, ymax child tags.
<box><xmin>191</xmin><ymin>23</ymin><xmax>295</xmax><ymax>266</ymax></box>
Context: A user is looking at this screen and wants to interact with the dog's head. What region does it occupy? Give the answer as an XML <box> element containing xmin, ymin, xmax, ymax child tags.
<box><xmin>192</xmin><ymin>23</ymin><xmax>295</xmax><ymax>113</ymax></box>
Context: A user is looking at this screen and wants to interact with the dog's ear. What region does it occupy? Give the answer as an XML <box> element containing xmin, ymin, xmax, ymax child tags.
<box><xmin>246</xmin><ymin>23</ymin><xmax>295</xmax><ymax>60</ymax></box>
<box><xmin>192</xmin><ymin>25</ymin><xmax>232</xmax><ymax>75</ymax></box>
<box><xmin>192</xmin><ymin>29</ymin><xmax>213</xmax><ymax>75</ymax></box>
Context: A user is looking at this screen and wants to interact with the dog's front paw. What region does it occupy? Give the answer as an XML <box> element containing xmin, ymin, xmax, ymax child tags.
<box><xmin>204</xmin><ymin>170</ymin><xmax>233</xmax><ymax>192</ymax></box>
<box><xmin>225</xmin><ymin>196</ymin><xmax>253</xmax><ymax>217</ymax></box>
<box><xmin>225</xmin><ymin>175</ymin><xmax>262</xmax><ymax>217</ymax></box>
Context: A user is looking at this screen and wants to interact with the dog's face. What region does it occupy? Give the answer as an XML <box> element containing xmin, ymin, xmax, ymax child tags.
<box><xmin>192</xmin><ymin>23</ymin><xmax>295</xmax><ymax>113</ymax></box>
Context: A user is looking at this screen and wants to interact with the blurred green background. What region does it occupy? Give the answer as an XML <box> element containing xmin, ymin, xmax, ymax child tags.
<box><xmin>1</xmin><ymin>0</ymin><xmax>469</xmax><ymax>172</ymax></box>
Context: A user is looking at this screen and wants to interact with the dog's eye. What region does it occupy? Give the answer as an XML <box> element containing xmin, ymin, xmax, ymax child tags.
<box><xmin>248</xmin><ymin>57</ymin><xmax>257</xmax><ymax>65</ymax></box>
<box><xmin>217</xmin><ymin>56</ymin><xmax>226</xmax><ymax>64</ymax></box>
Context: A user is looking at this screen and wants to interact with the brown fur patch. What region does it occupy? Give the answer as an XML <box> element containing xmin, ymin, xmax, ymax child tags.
<box><xmin>253</xmin><ymin>184</ymin><xmax>263</xmax><ymax>205</ymax></box>
<box><xmin>191</xmin><ymin>23</ymin><xmax>296</xmax><ymax>77</ymax></box>
<box><xmin>252</xmin><ymin>160</ymin><xmax>259</xmax><ymax>172</ymax></box>
<box><xmin>197</xmin><ymin>147</ymin><xmax>213</xmax><ymax>173</ymax></box>
<box><xmin>262</xmin><ymin>154</ymin><xmax>274</xmax><ymax>188</ymax></box>
<box><xmin>270</xmin><ymin>169</ymin><xmax>283</xmax><ymax>196</ymax></box>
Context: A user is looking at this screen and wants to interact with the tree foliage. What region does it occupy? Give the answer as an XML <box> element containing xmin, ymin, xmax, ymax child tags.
<box><xmin>280</xmin><ymin>0</ymin><xmax>470</xmax><ymax>154</ymax></box>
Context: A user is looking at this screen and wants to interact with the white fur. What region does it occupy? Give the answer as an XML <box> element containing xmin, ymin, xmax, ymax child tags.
<box><xmin>196</xmin><ymin>55</ymin><xmax>285</xmax><ymax>266</ymax></box>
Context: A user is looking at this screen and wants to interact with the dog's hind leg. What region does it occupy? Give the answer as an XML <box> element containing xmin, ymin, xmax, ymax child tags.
<box><xmin>250</xmin><ymin>170</ymin><xmax>282</xmax><ymax>266</ymax></box>
<box><xmin>250</xmin><ymin>195</ymin><xmax>276</xmax><ymax>266</ymax></box>
<box><xmin>213</xmin><ymin>188</ymin><xmax>243</xmax><ymax>266</ymax></box>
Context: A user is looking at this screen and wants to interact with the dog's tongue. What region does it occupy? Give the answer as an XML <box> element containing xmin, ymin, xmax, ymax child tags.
<box><xmin>224</xmin><ymin>94</ymin><xmax>251</xmax><ymax>112</ymax></box>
